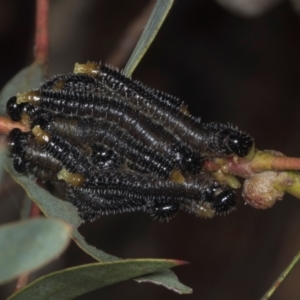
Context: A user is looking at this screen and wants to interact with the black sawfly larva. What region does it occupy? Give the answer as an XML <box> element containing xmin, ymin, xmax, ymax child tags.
<box><xmin>5</xmin><ymin>61</ymin><xmax>254</xmax><ymax>221</ymax></box>
<box><xmin>8</xmin><ymin>129</ymin><xmax>62</xmax><ymax>181</ymax></box>
<box><xmin>10</xmin><ymin>95</ymin><xmax>204</xmax><ymax>175</ymax></box>
<box><xmin>66</xmin><ymin>172</ymin><xmax>237</xmax><ymax>221</ymax></box>
<box><xmin>74</xmin><ymin>62</ymin><xmax>254</xmax><ymax>158</ymax></box>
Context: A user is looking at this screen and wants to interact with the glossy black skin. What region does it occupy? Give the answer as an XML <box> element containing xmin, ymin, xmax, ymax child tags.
<box><xmin>8</xmin><ymin>128</ymin><xmax>237</xmax><ymax>222</ymax></box>
<box><xmin>6</xmin><ymin>97</ymin><xmax>20</xmax><ymax>121</ymax></box>
<box><xmin>66</xmin><ymin>176</ymin><xmax>237</xmax><ymax>222</ymax></box>
<box><xmin>8</xmin><ymin>129</ymin><xmax>62</xmax><ymax>181</ymax></box>
<box><xmin>39</xmin><ymin>70</ymin><xmax>254</xmax><ymax>158</ymax></box>
<box><xmin>5</xmin><ymin>64</ymin><xmax>251</xmax><ymax>221</ymax></box>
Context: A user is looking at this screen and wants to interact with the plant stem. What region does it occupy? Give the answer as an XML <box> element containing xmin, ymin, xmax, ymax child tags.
<box><xmin>14</xmin><ymin>200</ymin><xmax>41</xmax><ymax>292</ymax></box>
<box><xmin>260</xmin><ymin>250</ymin><xmax>300</xmax><ymax>300</ymax></box>
<box><xmin>0</xmin><ymin>116</ymin><xmax>27</xmax><ymax>135</ymax></box>
<box><xmin>34</xmin><ymin>0</ymin><xmax>49</xmax><ymax>65</ymax></box>
<box><xmin>15</xmin><ymin>272</ymin><xmax>30</xmax><ymax>292</ymax></box>
<box><xmin>14</xmin><ymin>0</ymin><xmax>49</xmax><ymax>292</ymax></box>
<box><xmin>107</xmin><ymin>1</ymin><xmax>155</xmax><ymax>68</ymax></box>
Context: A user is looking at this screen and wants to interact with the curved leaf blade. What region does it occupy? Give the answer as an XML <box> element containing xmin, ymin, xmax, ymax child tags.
<box><xmin>124</xmin><ymin>0</ymin><xmax>174</xmax><ymax>76</ymax></box>
<box><xmin>2</xmin><ymin>61</ymin><xmax>192</xmax><ymax>294</ymax></box>
<box><xmin>4</xmin><ymin>157</ymin><xmax>120</xmax><ymax>262</ymax></box>
<box><xmin>0</xmin><ymin>218</ymin><xmax>71</xmax><ymax>285</ymax></box>
<box><xmin>8</xmin><ymin>259</ymin><xmax>185</xmax><ymax>300</ymax></box>
<box><xmin>4</xmin><ymin>159</ymin><xmax>192</xmax><ymax>293</ymax></box>
<box><xmin>136</xmin><ymin>268</ymin><xmax>193</xmax><ymax>294</ymax></box>
<box><xmin>0</xmin><ymin>63</ymin><xmax>44</xmax><ymax>187</ymax></box>
<box><xmin>0</xmin><ymin>63</ymin><xmax>44</xmax><ymax>115</ymax></box>
<box><xmin>4</xmin><ymin>157</ymin><xmax>82</xmax><ymax>227</ymax></box>
<box><xmin>0</xmin><ymin>149</ymin><xmax>5</xmax><ymax>185</ymax></box>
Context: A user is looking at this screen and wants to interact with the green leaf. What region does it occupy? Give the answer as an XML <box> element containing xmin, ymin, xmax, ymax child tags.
<box><xmin>124</xmin><ymin>0</ymin><xmax>174</xmax><ymax>76</ymax></box>
<box><xmin>0</xmin><ymin>63</ymin><xmax>44</xmax><ymax>115</ymax></box>
<box><xmin>8</xmin><ymin>259</ymin><xmax>185</xmax><ymax>300</ymax></box>
<box><xmin>0</xmin><ymin>218</ymin><xmax>71</xmax><ymax>285</ymax></box>
<box><xmin>2</xmin><ymin>61</ymin><xmax>192</xmax><ymax>293</ymax></box>
<box><xmin>0</xmin><ymin>63</ymin><xmax>43</xmax><ymax>186</ymax></box>
<box><xmin>4</xmin><ymin>157</ymin><xmax>117</xmax><ymax>260</ymax></box>
<box><xmin>136</xmin><ymin>268</ymin><xmax>193</xmax><ymax>294</ymax></box>
<box><xmin>4</xmin><ymin>158</ymin><xmax>82</xmax><ymax>226</ymax></box>
<box><xmin>4</xmin><ymin>158</ymin><xmax>192</xmax><ymax>294</ymax></box>
<box><xmin>0</xmin><ymin>149</ymin><xmax>5</xmax><ymax>185</ymax></box>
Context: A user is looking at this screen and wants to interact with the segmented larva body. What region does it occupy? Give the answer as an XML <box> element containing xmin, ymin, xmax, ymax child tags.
<box><xmin>66</xmin><ymin>172</ymin><xmax>237</xmax><ymax>221</ymax></box>
<box><xmin>96</xmin><ymin>64</ymin><xmax>254</xmax><ymax>158</ymax></box>
<box><xmin>18</xmin><ymin>90</ymin><xmax>182</xmax><ymax>153</ymax></box>
<box><xmin>42</xmin><ymin>69</ymin><xmax>184</xmax><ymax>112</ymax></box>
<box><xmin>8</xmin><ymin>129</ymin><xmax>62</xmax><ymax>181</ymax></box>
<box><xmin>8</xmin><ymin>129</ymin><xmax>121</xmax><ymax>178</ymax></box>
<box><xmin>40</xmin><ymin>114</ymin><xmax>177</xmax><ymax>178</ymax></box>
<box><xmin>98</xmin><ymin>65</ymin><xmax>185</xmax><ymax>112</ymax></box>
<box><xmin>8</xmin><ymin>95</ymin><xmax>204</xmax><ymax>175</ymax></box>
<box><xmin>37</xmin><ymin>71</ymin><xmax>254</xmax><ymax>158</ymax></box>
<box><xmin>9</xmin><ymin>99</ymin><xmax>203</xmax><ymax>178</ymax></box>
<box><xmin>7</xmin><ymin>127</ymin><xmax>237</xmax><ymax>221</ymax></box>
<box><xmin>5</xmin><ymin>61</ymin><xmax>255</xmax><ymax>221</ymax></box>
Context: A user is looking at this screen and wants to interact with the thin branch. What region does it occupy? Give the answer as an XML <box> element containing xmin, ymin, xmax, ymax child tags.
<box><xmin>269</xmin><ymin>156</ymin><xmax>300</xmax><ymax>171</ymax></box>
<box><xmin>13</xmin><ymin>0</ymin><xmax>49</xmax><ymax>292</ymax></box>
<box><xmin>0</xmin><ymin>116</ymin><xmax>28</xmax><ymax>135</ymax></box>
<box><xmin>260</xmin><ymin>250</ymin><xmax>300</xmax><ymax>300</ymax></box>
<box><xmin>34</xmin><ymin>0</ymin><xmax>49</xmax><ymax>65</ymax></box>
<box><xmin>107</xmin><ymin>1</ymin><xmax>155</xmax><ymax>68</ymax></box>
<box><xmin>15</xmin><ymin>272</ymin><xmax>30</xmax><ymax>292</ymax></box>
<box><xmin>124</xmin><ymin>0</ymin><xmax>174</xmax><ymax>76</ymax></box>
<box><xmin>205</xmin><ymin>152</ymin><xmax>300</xmax><ymax>177</ymax></box>
<box><xmin>14</xmin><ymin>198</ymin><xmax>41</xmax><ymax>292</ymax></box>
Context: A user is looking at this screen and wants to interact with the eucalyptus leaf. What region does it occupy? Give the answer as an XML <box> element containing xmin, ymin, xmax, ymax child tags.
<box><xmin>0</xmin><ymin>149</ymin><xmax>5</xmax><ymax>185</ymax></box>
<box><xmin>8</xmin><ymin>259</ymin><xmax>184</xmax><ymax>300</ymax></box>
<box><xmin>20</xmin><ymin>195</ymin><xmax>33</xmax><ymax>219</ymax></box>
<box><xmin>4</xmin><ymin>158</ymin><xmax>192</xmax><ymax>293</ymax></box>
<box><xmin>0</xmin><ymin>63</ymin><xmax>44</xmax><ymax>114</ymax></box>
<box><xmin>1</xmin><ymin>47</ymin><xmax>191</xmax><ymax>293</ymax></box>
<box><xmin>124</xmin><ymin>0</ymin><xmax>174</xmax><ymax>76</ymax></box>
<box><xmin>136</xmin><ymin>268</ymin><xmax>193</xmax><ymax>294</ymax></box>
<box><xmin>0</xmin><ymin>63</ymin><xmax>44</xmax><ymax>187</ymax></box>
<box><xmin>4</xmin><ymin>157</ymin><xmax>118</xmax><ymax>261</ymax></box>
<box><xmin>0</xmin><ymin>218</ymin><xmax>71</xmax><ymax>285</ymax></box>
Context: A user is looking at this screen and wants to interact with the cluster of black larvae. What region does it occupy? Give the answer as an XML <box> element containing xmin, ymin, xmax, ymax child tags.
<box><xmin>6</xmin><ymin>62</ymin><xmax>254</xmax><ymax>221</ymax></box>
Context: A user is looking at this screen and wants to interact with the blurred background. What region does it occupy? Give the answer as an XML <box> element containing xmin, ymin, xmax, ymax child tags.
<box><xmin>1</xmin><ymin>0</ymin><xmax>300</xmax><ymax>299</ymax></box>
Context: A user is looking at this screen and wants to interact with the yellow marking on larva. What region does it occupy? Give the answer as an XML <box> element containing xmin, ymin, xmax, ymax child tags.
<box><xmin>243</xmin><ymin>144</ymin><xmax>256</xmax><ymax>162</ymax></box>
<box><xmin>57</xmin><ymin>168</ymin><xmax>85</xmax><ymax>187</ymax></box>
<box><xmin>53</xmin><ymin>80</ymin><xmax>65</xmax><ymax>90</ymax></box>
<box><xmin>180</xmin><ymin>104</ymin><xmax>190</xmax><ymax>116</ymax></box>
<box><xmin>74</xmin><ymin>62</ymin><xmax>100</xmax><ymax>77</ymax></box>
<box><xmin>195</xmin><ymin>203</ymin><xmax>215</xmax><ymax>218</ymax></box>
<box><xmin>16</xmin><ymin>90</ymin><xmax>41</xmax><ymax>104</ymax></box>
<box><xmin>20</xmin><ymin>113</ymin><xmax>31</xmax><ymax>127</ymax></box>
<box><xmin>170</xmin><ymin>169</ymin><xmax>185</xmax><ymax>184</ymax></box>
<box><xmin>32</xmin><ymin>126</ymin><xmax>51</xmax><ymax>144</ymax></box>
<box><xmin>212</xmin><ymin>170</ymin><xmax>241</xmax><ymax>189</ymax></box>
<box><xmin>232</xmin><ymin>155</ymin><xmax>239</xmax><ymax>164</ymax></box>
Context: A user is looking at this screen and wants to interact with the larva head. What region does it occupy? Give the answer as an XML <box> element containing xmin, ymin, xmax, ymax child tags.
<box><xmin>212</xmin><ymin>189</ymin><xmax>237</xmax><ymax>213</ymax></box>
<box><xmin>7</xmin><ymin>128</ymin><xmax>30</xmax><ymax>173</ymax></box>
<box><xmin>31</xmin><ymin>113</ymin><xmax>51</xmax><ymax>129</ymax></box>
<box><xmin>180</xmin><ymin>148</ymin><xmax>205</xmax><ymax>174</ymax></box>
<box><xmin>220</xmin><ymin>128</ymin><xmax>254</xmax><ymax>157</ymax></box>
<box><xmin>6</xmin><ymin>96</ymin><xmax>21</xmax><ymax>121</ymax></box>
<box><xmin>150</xmin><ymin>198</ymin><xmax>180</xmax><ymax>221</ymax></box>
<box><xmin>204</xmin><ymin>184</ymin><xmax>237</xmax><ymax>213</ymax></box>
<box><xmin>6</xmin><ymin>97</ymin><xmax>43</xmax><ymax>127</ymax></box>
<box><xmin>7</xmin><ymin>128</ymin><xmax>26</xmax><ymax>151</ymax></box>
<box><xmin>91</xmin><ymin>145</ymin><xmax>121</xmax><ymax>169</ymax></box>
<box><xmin>19</xmin><ymin>104</ymin><xmax>44</xmax><ymax>127</ymax></box>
